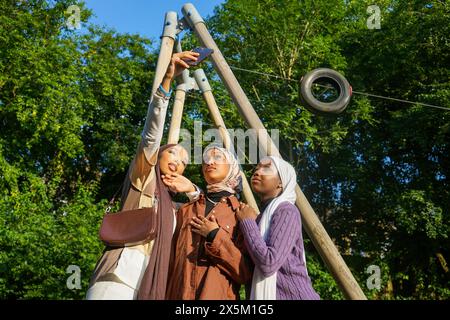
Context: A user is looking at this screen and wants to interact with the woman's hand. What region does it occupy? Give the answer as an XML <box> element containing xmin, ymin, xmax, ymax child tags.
<box><xmin>190</xmin><ymin>215</ymin><xmax>219</xmax><ymax>238</ymax></box>
<box><xmin>160</xmin><ymin>51</ymin><xmax>199</xmax><ymax>93</ymax></box>
<box><xmin>236</xmin><ymin>202</ymin><xmax>258</xmax><ymax>221</ymax></box>
<box><xmin>164</xmin><ymin>51</ymin><xmax>200</xmax><ymax>80</ymax></box>
<box><xmin>161</xmin><ymin>173</ymin><xmax>195</xmax><ymax>193</ymax></box>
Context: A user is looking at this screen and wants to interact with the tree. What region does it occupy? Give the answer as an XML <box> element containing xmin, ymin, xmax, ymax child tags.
<box><xmin>203</xmin><ymin>0</ymin><xmax>449</xmax><ymax>299</ymax></box>
<box><xmin>0</xmin><ymin>0</ymin><xmax>156</xmax><ymax>299</ymax></box>
<box><xmin>0</xmin><ymin>0</ymin><xmax>448</xmax><ymax>299</ymax></box>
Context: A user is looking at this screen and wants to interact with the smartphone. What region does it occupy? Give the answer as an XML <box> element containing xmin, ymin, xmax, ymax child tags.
<box><xmin>183</xmin><ymin>47</ymin><xmax>214</xmax><ymax>66</ymax></box>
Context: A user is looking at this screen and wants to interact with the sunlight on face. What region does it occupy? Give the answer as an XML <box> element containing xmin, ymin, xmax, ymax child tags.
<box><xmin>256</xmin><ymin>157</ymin><xmax>278</xmax><ymax>176</ymax></box>
<box><xmin>203</xmin><ymin>148</ymin><xmax>228</xmax><ymax>165</ymax></box>
<box><xmin>202</xmin><ymin>148</ymin><xmax>230</xmax><ymax>185</ymax></box>
<box><xmin>159</xmin><ymin>145</ymin><xmax>188</xmax><ymax>175</ymax></box>
<box><xmin>251</xmin><ymin>157</ymin><xmax>282</xmax><ymax>196</ymax></box>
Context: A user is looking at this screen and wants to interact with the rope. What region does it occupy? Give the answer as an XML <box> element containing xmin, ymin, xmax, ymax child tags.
<box><xmin>229</xmin><ymin>66</ymin><xmax>450</xmax><ymax>112</ymax></box>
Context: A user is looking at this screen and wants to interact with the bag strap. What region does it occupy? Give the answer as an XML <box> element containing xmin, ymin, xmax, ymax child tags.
<box><xmin>227</xmin><ymin>195</ymin><xmax>241</xmax><ymax>212</ymax></box>
<box><xmin>105</xmin><ymin>182</ymin><xmax>124</xmax><ymax>213</ymax></box>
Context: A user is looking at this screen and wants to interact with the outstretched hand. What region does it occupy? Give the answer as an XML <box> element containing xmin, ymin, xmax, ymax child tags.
<box><xmin>165</xmin><ymin>51</ymin><xmax>200</xmax><ymax>80</ymax></box>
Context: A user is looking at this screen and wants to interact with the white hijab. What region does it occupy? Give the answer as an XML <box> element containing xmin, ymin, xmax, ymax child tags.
<box><xmin>250</xmin><ymin>156</ymin><xmax>305</xmax><ymax>300</ymax></box>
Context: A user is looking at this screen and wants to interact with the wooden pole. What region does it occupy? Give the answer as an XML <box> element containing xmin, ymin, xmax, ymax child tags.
<box><xmin>168</xmin><ymin>40</ymin><xmax>189</xmax><ymax>144</ymax></box>
<box><xmin>182</xmin><ymin>3</ymin><xmax>367</xmax><ymax>300</ymax></box>
<box><xmin>150</xmin><ymin>12</ymin><xmax>177</xmax><ymax>99</ymax></box>
<box><xmin>167</xmin><ymin>88</ymin><xmax>187</xmax><ymax>144</ymax></box>
<box><xmin>194</xmin><ymin>69</ymin><xmax>259</xmax><ymax>212</ymax></box>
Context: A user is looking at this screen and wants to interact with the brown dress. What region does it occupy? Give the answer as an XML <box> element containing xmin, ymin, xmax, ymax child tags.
<box><xmin>166</xmin><ymin>194</ymin><xmax>253</xmax><ymax>300</ymax></box>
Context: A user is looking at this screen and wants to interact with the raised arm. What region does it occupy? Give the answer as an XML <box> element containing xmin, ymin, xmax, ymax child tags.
<box><xmin>129</xmin><ymin>51</ymin><xmax>199</xmax><ymax>188</ymax></box>
<box><xmin>140</xmin><ymin>51</ymin><xmax>199</xmax><ymax>161</ymax></box>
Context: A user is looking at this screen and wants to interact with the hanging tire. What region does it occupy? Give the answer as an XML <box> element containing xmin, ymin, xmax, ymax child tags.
<box><xmin>299</xmin><ymin>68</ymin><xmax>352</xmax><ymax>115</ymax></box>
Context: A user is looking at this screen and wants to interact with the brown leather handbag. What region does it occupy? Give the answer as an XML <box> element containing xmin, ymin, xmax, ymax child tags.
<box><xmin>98</xmin><ymin>187</ymin><xmax>158</xmax><ymax>247</ymax></box>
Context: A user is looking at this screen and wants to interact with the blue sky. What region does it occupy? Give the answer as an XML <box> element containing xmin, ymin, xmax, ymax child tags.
<box><xmin>83</xmin><ymin>0</ymin><xmax>224</xmax><ymax>42</ymax></box>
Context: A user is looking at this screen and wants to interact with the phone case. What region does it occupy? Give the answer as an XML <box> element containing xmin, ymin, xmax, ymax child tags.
<box><xmin>184</xmin><ymin>47</ymin><xmax>214</xmax><ymax>66</ymax></box>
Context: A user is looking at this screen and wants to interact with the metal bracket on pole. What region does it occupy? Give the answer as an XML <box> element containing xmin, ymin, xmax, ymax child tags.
<box><xmin>181</xmin><ymin>3</ymin><xmax>205</xmax><ymax>28</ymax></box>
<box><xmin>161</xmin><ymin>11</ymin><xmax>178</xmax><ymax>39</ymax></box>
<box><xmin>193</xmin><ymin>69</ymin><xmax>211</xmax><ymax>93</ymax></box>
<box><xmin>177</xmin><ymin>77</ymin><xmax>198</xmax><ymax>92</ymax></box>
<box><xmin>176</xmin><ymin>17</ymin><xmax>190</xmax><ymax>34</ymax></box>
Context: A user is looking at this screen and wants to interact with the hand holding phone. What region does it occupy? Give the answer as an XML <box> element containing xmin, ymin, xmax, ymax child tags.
<box><xmin>182</xmin><ymin>47</ymin><xmax>214</xmax><ymax>66</ymax></box>
<box><xmin>165</xmin><ymin>51</ymin><xmax>200</xmax><ymax>80</ymax></box>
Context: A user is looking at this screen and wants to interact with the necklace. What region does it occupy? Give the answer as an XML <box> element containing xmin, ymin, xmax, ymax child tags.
<box><xmin>206</xmin><ymin>195</ymin><xmax>219</xmax><ymax>205</ymax></box>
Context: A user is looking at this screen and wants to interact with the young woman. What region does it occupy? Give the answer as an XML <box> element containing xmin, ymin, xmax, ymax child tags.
<box><xmin>236</xmin><ymin>156</ymin><xmax>320</xmax><ymax>300</ymax></box>
<box><xmin>165</xmin><ymin>145</ymin><xmax>252</xmax><ymax>300</ymax></box>
<box><xmin>86</xmin><ymin>50</ymin><xmax>201</xmax><ymax>300</ymax></box>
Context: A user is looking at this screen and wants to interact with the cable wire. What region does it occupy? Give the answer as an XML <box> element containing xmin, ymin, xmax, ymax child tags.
<box><xmin>229</xmin><ymin>65</ymin><xmax>450</xmax><ymax>111</ymax></box>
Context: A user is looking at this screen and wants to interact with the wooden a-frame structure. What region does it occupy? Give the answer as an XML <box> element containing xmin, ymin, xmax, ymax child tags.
<box><xmin>146</xmin><ymin>3</ymin><xmax>367</xmax><ymax>300</ymax></box>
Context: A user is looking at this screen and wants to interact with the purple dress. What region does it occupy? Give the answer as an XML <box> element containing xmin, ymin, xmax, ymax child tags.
<box><xmin>240</xmin><ymin>201</ymin><xmax>320</xmax><ymax>300</ymax></box>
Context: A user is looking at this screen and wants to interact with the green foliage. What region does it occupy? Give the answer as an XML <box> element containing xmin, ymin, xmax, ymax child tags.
<box><xmin>203</xmin><ymin>0</ymin><xmax>450</xmax><ymax>299</ymax></box>
<box><xmin>0</xmin><ymin>0</ymin><xmax>155</xmax><ymax>298</ymax></box>
<box><xmin>0</xmin><ymin>162</ymin><xmax>105</xmax><ymax>299</ymax></box>
<box><xmin>0</xmin><ymin>0</ymin><xmax>448</xmax><ymax>299</ymax></box>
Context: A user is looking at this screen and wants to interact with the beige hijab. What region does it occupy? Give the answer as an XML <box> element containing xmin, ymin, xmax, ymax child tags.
<box><xmin>203</xmin><ymin>145</ymin><xmax>242</xmax><ymax>194</ymax></box>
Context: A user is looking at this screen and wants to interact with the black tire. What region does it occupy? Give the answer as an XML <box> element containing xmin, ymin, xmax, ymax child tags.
<box><xmin>299</xmin><ymin>68</ymin><xmax>352</xmax><ymax>115</ymax></box>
